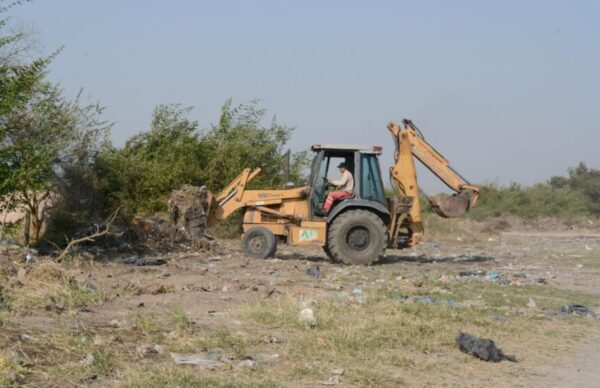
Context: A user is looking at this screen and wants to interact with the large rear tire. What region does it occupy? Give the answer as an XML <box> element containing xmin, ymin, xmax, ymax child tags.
<box><xmin>327</xmin><ymin>210</ymin><xmax>388</xmax><ymax>265</ymax></box>
<box><xmin>323</xmin><ymin>244</ymin><xmax>336</xmax><ymax>261</ymax></box>
<box><xmin>242</xmin><ymin>226</ymin><xmax>277</xmax><ymax>259</ymax></box>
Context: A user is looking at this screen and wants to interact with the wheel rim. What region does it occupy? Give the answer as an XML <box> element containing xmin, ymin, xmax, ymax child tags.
<box><xmin>346</xmin><ymin>225</ymin><xmax>370</xmax><ymax>252</ymax></box>
<box><xmin>248</xmin><ymin>234</ymin><xmax>266</xmax><ymax>255</ymax></box>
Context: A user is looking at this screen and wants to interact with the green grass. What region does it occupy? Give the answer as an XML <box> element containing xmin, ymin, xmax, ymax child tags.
<box><xmin>170</xmin><ymin>306</ymin><xmax>194</xmax><ymax>329</ymax></box>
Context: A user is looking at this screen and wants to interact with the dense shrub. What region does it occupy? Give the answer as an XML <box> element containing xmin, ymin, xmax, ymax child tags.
<box><xmin>468</xmin><ymin>182</ymin><xmax>589</xmax><ymax>220</ymax></box>
<box><xmin>95</xmin><ymin>100</ymin><xmax>308</xmax><ymax>219</ymax></box>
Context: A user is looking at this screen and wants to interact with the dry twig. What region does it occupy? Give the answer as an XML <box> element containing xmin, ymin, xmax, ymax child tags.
<box><xmin>56</xmin><ymin>209</ymin><xmax>119</xmax><ymax>262</ymax></box>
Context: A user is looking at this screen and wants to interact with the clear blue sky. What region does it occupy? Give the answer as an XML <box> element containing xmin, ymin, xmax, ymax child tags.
<box><xmin>12</xmin><ymin>0</ymin><xmax>600</xmax><ymax>192</ymax></box>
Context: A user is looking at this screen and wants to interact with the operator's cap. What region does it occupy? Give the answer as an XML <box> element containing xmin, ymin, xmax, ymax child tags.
<box><xmin>337</xmin><ymin>162</ymin><xmax>348</xmax><ymax>169</ymax></box>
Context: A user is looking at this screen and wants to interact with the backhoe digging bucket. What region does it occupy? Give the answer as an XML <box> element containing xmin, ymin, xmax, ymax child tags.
<box><xmin>427</xmin><ymin>190</ymin><xmax>472</xmax><ymax>218</ymax></box>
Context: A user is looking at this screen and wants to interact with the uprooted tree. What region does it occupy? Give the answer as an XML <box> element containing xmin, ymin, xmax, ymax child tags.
<box><xmin>168</xmin><ymin>185</ymin><xmax>213</xmax><ymax>248</ymax></box>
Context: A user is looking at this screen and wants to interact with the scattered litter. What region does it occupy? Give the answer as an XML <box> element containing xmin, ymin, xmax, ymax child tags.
<box><xmin>206</xmin><ymin>349</ymin><xmax>222</xmax><ymax>361</ymax></box>
<box><xmin>136</xmin><ymin>344</ymin><xmax>163</xmax><ymax>357</ymax></box>
<box><xmin>331</xmin><ymin>367</ymin><xmax>345</xmax><ymax>375</ymax></box>
<box><xmin>413</xmin><ymin>296</ymin><xmax>434</xmax><ymax>304</ymax></box>
<box><xmin>258</xmin><ymin>353</ymin><xmax>280</xmax><ymax>364</ymax></box>
<box><xmin>264</xmin><ymin>335</ymin><xmax>283</xmax><ymax>344</ymax></box>
<box><xmin>209</xmin><ymin>254</ymin><xmax>231</xmax><ymax>261</ymax></box>
<box><xmin>23</xmin><ymin>253</ymin><xmax>34</xmax><ymax>264</ymax></box>
<box><xmin>299</xmin><ymin>307</ymin><xmax>317</xmax><ymax>327</ymax></box>
<box><xmin>85</xmin><ymin>280</ymin><xmax>98</xmax><ymax>292</ymax></box>
<box><xmin>79</xmin><ymin>353</ymin><xmax>95</xmax><ymax>367</ymax></box>
<box><xmin>109</xmin><ymin>319</ymin><xmax>122</xmax><ymax>328</ymax></box>
<box><xmin>348</xmin><ymin>287</ymin><xmax>366</xmax><ymax>304</ymax></box>
<box><xmin>560</xmin><ymin>303</ymin><xmax>596</xmax><ymax>317</ymax></box>
<box><xmin>236</xmin><ymin>357</ymin><xmax>258</xmax><ymax>369</ymax></box>
<box><xmin>319</xmin><ymin>375</ymin><xmax>341</xmax><ymax>385</ymax></box>
<box><xmin>170</xmin><ymin>353</ymin><xmax>230</xmax><ymax>370</ymax></box>
<box><xmin>19</xmin><ymin>333</ymin><xmax>35</xmax><ymax>342</ymax></box>
<box><xmin>306</xmin><ymin>265</ymin><xmax>323</xmax><ymax>277</ymax></box>
<box><xmin>265</xmin><ymin>286</ymin><xmax>277</xmax><ymax>298</ymax></box>
<box><xmin>535</xmin><ymin>278</ymin><xmax>547</xmax><ymax>284</ymax></box>
<box><xmin>459</xmin><ymin>270</ymin><xmax>486</xmax><ymax>277</ymax></box>
<box><xmin>398</xmin><ymin>295</ymin><xmax>459</xmax><ymax>308</ymax></box>
<box><xmin>487</xmin><ymin>272</ymin><xmax>500</xmax><ymax>281</ymax></box>
<box><xmin>575</xmin><ymin>264</ymin><xmax>583</xmax><ymax>269</ymax></box>
<box><xmin>446</xmin><ymin>300</ymin><xmax>459</xmax><ymax>308</ymax></box>
<box><xmin>118</xmin><ymin>256</ymin><xmax>167</xmax><ymax>266</ymax></box>
<box><xmin>527</xmin><ymin>298</ymin><xmax>536</xmax><ymax>309</ymax></box>
<box><xmin>456</xmin><ymin>332</ymin><xmax>517</xmax><ymax>362</ymax></box>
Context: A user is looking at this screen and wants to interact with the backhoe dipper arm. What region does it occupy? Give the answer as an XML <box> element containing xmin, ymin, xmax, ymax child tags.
<box><xmin>387</xmin><ymin>120</ymin><xmax>480</xmax><ymax>245</ymax></box>
<box><xmin>393</xmin><ymin>120</ymin><xmax>480</xmax><ymax>204</ymax></box>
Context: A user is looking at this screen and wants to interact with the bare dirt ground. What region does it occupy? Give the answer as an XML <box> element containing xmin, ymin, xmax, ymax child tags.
<box><xmin>1</xmin><ymin>222</ymin><xmax>599</xmax><ymax>387</ymax></box>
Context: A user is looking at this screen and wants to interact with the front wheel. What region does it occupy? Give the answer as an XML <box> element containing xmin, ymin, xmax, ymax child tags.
<box><xmin>242</xmin><ymin>227</ymin><xmax>277</xmax><ymax>259</ymax></box>
<box><xmin>327</xmin><ymin>210</ymin><xmax>388</xmax><ymax>265</ymax></box>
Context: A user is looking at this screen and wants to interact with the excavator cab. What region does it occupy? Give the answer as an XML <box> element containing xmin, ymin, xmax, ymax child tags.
<box><xmin>308</xmin><ymin>145</ymin><xmax>389</xmax><ymax>220</ymax></box>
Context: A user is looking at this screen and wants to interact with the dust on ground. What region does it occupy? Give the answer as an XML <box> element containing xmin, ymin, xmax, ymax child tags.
<box><xmin>1</xmin><ymin>223</ymin><xmax>599</xmax><ymax>387</ymax></box>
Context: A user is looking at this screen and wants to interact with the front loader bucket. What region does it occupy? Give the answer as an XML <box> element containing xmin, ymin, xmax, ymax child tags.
<box><xmin>168</xmin><ymin>185</ymin><xmax>215</xmax><ymax>248</ymax></box>
<box><xmin>427</xmin><ymin>190</ymin><xmax>472</xmax><ymax>218</ymax></box>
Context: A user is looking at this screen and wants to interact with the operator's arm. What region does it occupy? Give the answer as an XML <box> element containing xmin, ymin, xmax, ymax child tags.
<box><xmin>329</xmin><ymin>171</ymin><xmax>349</xmax><ymax>186</ymax></box>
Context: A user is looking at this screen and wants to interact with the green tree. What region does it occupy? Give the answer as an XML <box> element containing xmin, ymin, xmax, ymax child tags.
<box><xmin>1</xmin><ymin>81</ymin><xmax>108</xmax><ymax>243</ymax></box>
<box><xmin>96</xmin><ymin>104</ymin><xmax>204</xmax><ymax>215</ymax></box>
<box><xmin>0</xmin><ymin>0</ymin><xmax>52</xmax><ymax>241</ymax></box>
<box><xmin>550</xmin><ymin>162</ymin><xmax>600</xmax><ymax>215</ymax></box>
<box><xmin>199</xmin><ymin>99</ymin><xmax>303</xmax><ymax>192</ymax></box>
<box><xmin>97</xmin><ymin>100</ymin><xmax>309</xmax><ymax>219</ymax></box>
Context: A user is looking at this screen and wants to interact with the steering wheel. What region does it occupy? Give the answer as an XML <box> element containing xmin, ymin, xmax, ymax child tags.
<box><xmin>322</xmin><ymin>177</ymin><xmax>334</xmax><ymax>189</ymax></box>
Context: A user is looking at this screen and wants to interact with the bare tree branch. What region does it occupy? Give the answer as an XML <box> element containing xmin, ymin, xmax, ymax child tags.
<box><xmin>55</xmin><ymin>208</ymin><xmax>120</xmax><ymax>262</ymax></box>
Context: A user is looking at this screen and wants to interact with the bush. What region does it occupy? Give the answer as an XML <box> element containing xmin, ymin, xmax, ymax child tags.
<box><xmin>95</xmin><ymin>100</ymin><xmax>308</xmax><ymax>219</ymax></box>
<box><xmin>468</xmin><ymin>182</ymin><xmax>588</xmax><ymax>220</ymax></box>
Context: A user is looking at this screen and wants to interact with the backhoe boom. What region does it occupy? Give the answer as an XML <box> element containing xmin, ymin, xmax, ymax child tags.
<box><xmin>387</xmin><ymin>120</ymin><xmax>480</xmax><ymax>247</ymax></box>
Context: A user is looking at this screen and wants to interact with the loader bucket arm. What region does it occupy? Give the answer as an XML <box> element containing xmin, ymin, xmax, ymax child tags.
<box><xmin>207</xmin><ymin>167</ymin><xmax>262</xmax><ymax>226</ymax></box>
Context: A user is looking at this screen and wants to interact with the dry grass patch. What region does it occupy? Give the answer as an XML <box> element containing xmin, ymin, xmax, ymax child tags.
<box><xmin>0</xmin><ymin>260</ymin><xmax>106</xmax><ymax>312</ymax></box>
<box><xmin>241</xmin><ymin>278</ymin><xmax>598</xmax><ymax>386</ymax></box>
<box><xmin>423</xmin><ymin>214</ymin><xmax>492</xmax><ymax>242</ymax></box>
<box><xmin>118</xmin><ymin>366</ymin><xmax>279</xmax><ymax>387</ymax></box>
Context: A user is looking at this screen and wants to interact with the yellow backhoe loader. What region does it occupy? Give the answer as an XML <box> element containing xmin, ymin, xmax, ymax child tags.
<box><xmin>194</xmin><ymin>119</ymin><xmax>479</xmax><ymax>265</ymax></box>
